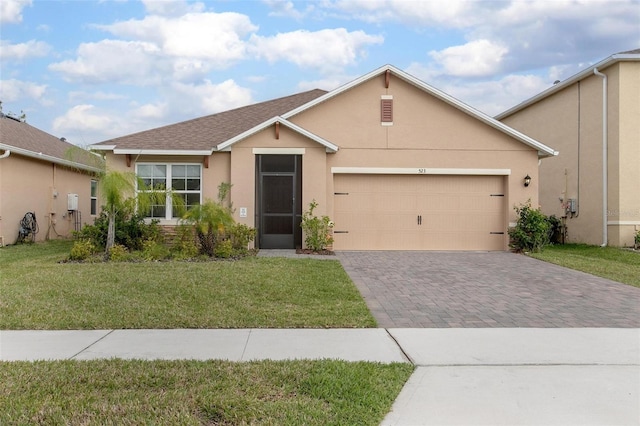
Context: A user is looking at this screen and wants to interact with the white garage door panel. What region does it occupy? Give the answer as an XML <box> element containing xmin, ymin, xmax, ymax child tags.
<box><xmin>333</xmin><ymin>174</ymin><xmax>506</xmax><ymax>251</ymax></box>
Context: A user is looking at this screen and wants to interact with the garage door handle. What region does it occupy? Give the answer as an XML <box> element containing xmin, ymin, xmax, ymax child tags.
<box><xmin>417</xmin><ymin>215</ymin><xmax>422</xmax><ymax>225</ymax></box>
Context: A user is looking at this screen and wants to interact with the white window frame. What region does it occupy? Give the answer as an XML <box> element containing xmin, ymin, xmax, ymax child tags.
<box><xmin>135</xmin><ymin>163</ymin><xmax>202</xmax><ymax>221</ymax></box>
<box><xmin>90</xmin><ymin>179</ymin><xmax>98</xmax><ymax>216</ymax></box>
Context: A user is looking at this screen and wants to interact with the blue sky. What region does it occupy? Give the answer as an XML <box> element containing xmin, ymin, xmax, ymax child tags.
<box><xmin>1</xmin><ymin>0</ymin><xmax>639</xmax><ymax>146</ymax></box>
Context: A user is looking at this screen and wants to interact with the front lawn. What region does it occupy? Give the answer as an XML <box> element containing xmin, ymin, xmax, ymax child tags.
<box><xmin>0</xmin><ymin>359</ymin><xmax>413</xmax><ymax>425</ymax></box>
<box><xmin>530</xmin><ymin>244</ymin><xmax>640</xmax><ymax>288</ymax></box>
<box><xmin>0</xmin><ymin>240</ymin><xmax>376</xmax><ymax>329</ymax></box>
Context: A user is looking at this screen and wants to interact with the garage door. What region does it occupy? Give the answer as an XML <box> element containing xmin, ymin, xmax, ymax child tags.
<box><xmin>333</xmin><ymin>174</ymin><xmax>506</xmax><ymax>250</ymax></box>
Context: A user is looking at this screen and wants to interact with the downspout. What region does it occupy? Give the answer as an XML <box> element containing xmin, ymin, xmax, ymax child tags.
<box><xmin>0</xmin><ymin>149</ymin><xmax>10</xmax><ymax>159</ymax></box>
<box><xmin>593</xmin><ymin>68</ymin><xmax>607</xmax><ymax>247</ymax></box>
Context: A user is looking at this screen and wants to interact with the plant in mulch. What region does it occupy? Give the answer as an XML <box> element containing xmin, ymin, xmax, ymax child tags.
<box><xmin>508</xmin><ymin>200</ymin><xmax>552</xmax><ymax>253</ymax></box>
<box><xmin>300</xmin><ymin>200</ymin><xmax>335</xmax><ymax>254</ymax></box>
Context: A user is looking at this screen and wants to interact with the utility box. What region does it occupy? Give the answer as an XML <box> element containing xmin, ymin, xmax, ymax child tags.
<box><xmin>68</xmin><ymin>193</ymin><xmax>79</xmax><ymax>211</ymax></box>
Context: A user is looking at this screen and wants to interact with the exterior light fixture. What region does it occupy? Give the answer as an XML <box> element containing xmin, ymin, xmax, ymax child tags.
<box><xmin>524</xmin><ymin>174</ymin><xmax>531</xmax><ymax>187</ymax></box>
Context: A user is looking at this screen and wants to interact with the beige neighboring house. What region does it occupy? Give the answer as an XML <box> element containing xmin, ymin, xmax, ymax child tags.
<box><xmin>498</xmin><ymin>49</ymin><xmax>640</xmax><ymax>247</ymax></box>
<box><xmin>0</xmin><ymin>114</ymin><xmax>103</xmax><ymax>245</ymax></box>
<box><xmin>91</xmin><ymin>65</ymin><xmax>556</xmax><ymax>251</ymax></box>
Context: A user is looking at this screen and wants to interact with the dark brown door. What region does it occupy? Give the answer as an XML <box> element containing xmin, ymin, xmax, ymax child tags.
<box><xmin>257</xmin><ymin>155</ymin><xmax>302</xmax><ymax>249</ymax></box>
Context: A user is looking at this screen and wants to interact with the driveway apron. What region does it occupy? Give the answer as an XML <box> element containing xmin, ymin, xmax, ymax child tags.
<box><xmin>337</xmin><ymin>251</ymin><xmax>640</xmax><ymax>328</ymax></box>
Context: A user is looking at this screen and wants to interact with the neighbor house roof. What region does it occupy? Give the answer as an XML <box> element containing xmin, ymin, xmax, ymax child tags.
<box><xmin>91</xmin><ymin>89</ymin><xmax>328</xmax><ymax>154</ymax></box>
<box><xmin>0</xmin><ymin>114</ymin><xmax>103</xmax><ymax>173</ymax></box>
<box><xmin>496</xmin><ymin>49</ymin><xmax>640</xmax><ymax>120</ymax></box>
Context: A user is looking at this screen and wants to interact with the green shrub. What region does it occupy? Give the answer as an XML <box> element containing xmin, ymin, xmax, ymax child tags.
<box><xmin>108</xmin><ymin>244</ymin><xmax>129</xmax><ymax>262</ymax></box>
<box><xmin>300</xmin><ymin>200</ymin><xmax>334</xmax><ymax>252</ymax></box>
<box><xmin>214</xmin><ymin>239</ymin><xmax>234</xmax><ymax>259</ymax></box>
<box><xmin>74</xmin><ymin>211</ymin><xmax>160</xmax><ymax>251</ymax></box>
<box><xmin>508</xmin><ymin>201</ymin><xmax>551</xmax><ymax>253</ymax></box>
<box><xmin>142</xmin><ymin>239</ymin><xmax>170</xmax><ymax>261</ymax></box>
<box><xmin>635</xmin><ymin>230</ymin><xmax>640</xmax><ymax>249</ymax></box>
<box><xmin>547</xmin><ymin>215</ymin><xmax>563</xmax><ymax>244</ymax></box>
<box><xmin>69</xmin><ymin>239</ymin><xmax>96</xmax><ymax>261</ymax></box>
<box><xmin>171</xmin><ymin>224</ymin><xmax>200</xmax><ymax>260</ymax></box>
<box><xmin>229</xmin><ymin>223</ymin><xmax>256</xmax><ymax>253</ymax></box>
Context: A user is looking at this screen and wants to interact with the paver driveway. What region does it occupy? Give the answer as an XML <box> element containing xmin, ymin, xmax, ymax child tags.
<box><xmin>337</xmin><ymin>251</ymin><xmax>640</xmax><ymax>328</ymax></box>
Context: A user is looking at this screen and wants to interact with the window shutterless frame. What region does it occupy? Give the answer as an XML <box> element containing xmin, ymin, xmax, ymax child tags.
<box><xmin>135</xmin><ymin>163</ymin><xmax>202</xmax><ymax>220</ymax></box>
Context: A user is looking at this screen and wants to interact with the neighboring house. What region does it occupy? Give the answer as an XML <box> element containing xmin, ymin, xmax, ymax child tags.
<box><xmin>498</xmin><ymin>49</ymin><xmax>640</xmax><ymax>247</ymax></box>
<box><xmin>91</xmin><ymin>65</ymin><xmax>556</xmax><ymax>251</ymax></box>
<box><xmin>0</xmin><ymin>114</ymin><xmax>103</xmax><ymax>245</ymax></box>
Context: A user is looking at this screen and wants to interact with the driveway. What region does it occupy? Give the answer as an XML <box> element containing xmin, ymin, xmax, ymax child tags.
<box><xmin>337</xmin><ymin>251</ymin><xmax>640</xmax><ymax>328</ymax></box>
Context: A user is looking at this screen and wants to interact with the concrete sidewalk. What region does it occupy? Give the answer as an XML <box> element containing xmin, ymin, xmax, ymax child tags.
<box><xmin>2</xmin><ymin>328</ymin><xmax>639</xmax><ymax>425</ymax></box>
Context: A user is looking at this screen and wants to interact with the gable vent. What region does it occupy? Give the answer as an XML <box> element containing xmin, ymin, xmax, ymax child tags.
<box><xmin>381</xmin><ymin>97</ymin><xmax>393</xmax><ymax>124</ymax></box>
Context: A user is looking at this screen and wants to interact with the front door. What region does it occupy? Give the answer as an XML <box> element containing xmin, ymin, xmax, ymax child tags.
<box><xmin>257</xmin><ymin>155</ymin><xmax>302</xmax><ymax>249</ymax></box>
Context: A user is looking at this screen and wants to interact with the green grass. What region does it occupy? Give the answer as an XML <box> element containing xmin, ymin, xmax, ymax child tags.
<box><xmin>530</xmin><ymin>244</ymin><xmax>640</xmax><ymax>288</ymax></box>
<box><xmin>0</xmin><ymin>359</ymin><xmax>414</xmax><ymax>425</ymax></box>
<box><xmin>0</xmin><ymin>240</ymin><xmax>376</xmax><ymax>329</ymax></box>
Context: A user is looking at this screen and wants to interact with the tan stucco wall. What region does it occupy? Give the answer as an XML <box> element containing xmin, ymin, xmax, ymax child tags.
<box><xmin>101</xmin><ymin>72</ymin><xmax>545</xmax><ymax>251</ymax></box>
<box><xmin>0</xmin><ymin>154</ymin><xmax>96</xmax><ymax>244</ymax></box>
<box><xmin>501</xmin><ymin>62</ymin><xmax>639</xmax><ymax>246</ymax></box>
<box><xmin>292</xmin><ymin>75</ymin><xmax>540</xmax><ymax>229</ymax></box>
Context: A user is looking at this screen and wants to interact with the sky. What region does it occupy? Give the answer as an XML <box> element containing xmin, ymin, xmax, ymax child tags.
<box><xmin>1</xmin><ymin>0</ymin><xmax>639</xmax><ymax>147</ymax></box>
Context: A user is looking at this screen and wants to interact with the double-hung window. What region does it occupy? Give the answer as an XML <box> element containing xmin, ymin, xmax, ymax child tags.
<box><xmin>90</xmin><ymin>180</ymin><xmax>98</xmax><ymax>215</ymax></box>
<box><xmin>136</xmin><ymin>163</ymin><xmax>201</xmax><ymax>220</ymax></box>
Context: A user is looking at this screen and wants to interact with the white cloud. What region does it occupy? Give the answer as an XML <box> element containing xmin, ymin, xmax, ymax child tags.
<box><xmin>169</xmin><ymin>79</ymin><xmax>253</xmax><ymax>115</ymax></box>
<box><xmin>263</xmin><ymin>0</ymin><xmax>308</xmax><ymax>19</ymax></box>
<box><xmin>0</xmin><ymin>0</ymin><xmax>31</xmax><ymax>24</ymax></box>
<box><xmin>141</xmin><ymin>0</ymin><xmax>205</xmax><ymax>17</ymax></box>
<box><xmin>251</xmin><ymin>28</ymin><xmax>383</xmax><ymax>73</ymax></box>
<box><xmin>407</xmin><ymin>62</ymin><xmax>553</xmax><ymax>116</ymax></box>
<box><xmin>0</xmin><ymin>39</ymin><xmax>51</xmax><ymax>61</ymax></box>
<box><xmin>48</xmin><ymin>40</ymin><xmax>163</xmax><ymax>85</ymax></box>
<box><xmin>296</xmin><ymin>75</ymin><xmax>354</xmax><ymax>92</ymax></box>
<box><xmin>429</xmin><ymin>40</ymin><xmax>509</xmax><ymax>77</ymax></box>
<box><xmin>0</xmin><ymin>79</ymin><xmax>47</xmax><ymax>103</ymax></box>
<box><xmin>97</xmin><ymin>12</ymin><xmax>257</xmax><ymax>66</ymax></box>
<box><xmin>53</xmin><ymin>104</ymin><xmax>115</xmax><ymax>133</ymax></box>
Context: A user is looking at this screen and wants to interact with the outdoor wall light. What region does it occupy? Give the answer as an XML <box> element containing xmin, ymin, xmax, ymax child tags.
<box><xmin>524</xmin><ymin>174</ymin><xmax>532</xmax><ymax>187</ymax></box>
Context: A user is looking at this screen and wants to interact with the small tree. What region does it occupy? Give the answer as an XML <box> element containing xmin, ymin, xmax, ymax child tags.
<box><xmin>300</xmin><ymin>200</ymin><xmax>334</xmax><ymax>252</ymax></box>
<box><xmin>99</xmin><ymin>170</ymin><xmax>176</xmax><ymax>256</ymax></box>
<box><xmin>508</xmin><ymin>201</ymin><xmax>551</xmax><ymax>253</ymax></box>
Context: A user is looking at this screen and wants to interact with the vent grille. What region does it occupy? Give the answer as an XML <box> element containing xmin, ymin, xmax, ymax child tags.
<box><xmin>381</xmin><ymin>99</ymin><xmax>393</xmax><ymax>122</ymax></box>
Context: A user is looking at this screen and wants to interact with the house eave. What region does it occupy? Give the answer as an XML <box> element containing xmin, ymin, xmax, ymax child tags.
<box><xmin>496</xmin><ymin>52</ymin><xmax>640</xmax><ymax>120</ymax></box>
<box><xmin>112</xmin><ymin>149</ymin><xmax>214</xmax><ymax>156</ymax></box>
<box><xmin>0</xmin><ymin>143</ymin><xmax>103</xmax><ymax>173</ymax></box>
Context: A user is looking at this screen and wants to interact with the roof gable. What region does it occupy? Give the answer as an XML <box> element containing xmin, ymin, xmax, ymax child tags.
<box><xmin>283</xmin><ymin>64</ymin><xmax>557</xmax><ymax>158</ymax></box>
<box><xmin>216</xmin><ymin>116</ymin><xmax>338</xmax><ymax>153</ymax></box>
<box><xmin>0</xmin><ymin>115</ymin><xmax>103</xmax><ymax>172</ymax></box>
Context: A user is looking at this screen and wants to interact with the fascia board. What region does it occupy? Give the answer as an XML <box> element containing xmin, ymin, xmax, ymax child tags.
<box><xmin>89</xmin><ymin>144</ymin><xmax>116</xmax><ymax>151</ymax></box>
<box><xmin>113</xmin><ymin>149</ymin><xmax>213</xmax><ymax>156</ymax></box>
<box><xmin>496</xmin><ymin>53</ymin><xmax>640</xmax><ymax>120</ymax></box>
<box><xmin>0</xmin><ymin>143</ymin><xmax>103</xmax><ymax>173</ymax></box>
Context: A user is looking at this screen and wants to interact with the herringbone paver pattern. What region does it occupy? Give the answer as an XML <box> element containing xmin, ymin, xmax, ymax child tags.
<box><xmin>337</xmin><ymin>251</ymin><xmax>640</xmax><ymax>328</ymax></box>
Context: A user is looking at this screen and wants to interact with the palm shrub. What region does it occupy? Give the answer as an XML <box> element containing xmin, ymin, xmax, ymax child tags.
<box><xmin>508</xmin><ymin>201</ymin><xmax>551</xmax><ymax>253</ymax></box>
<box><xmin>181</xmin><ymin>200</ymin><xmax>235</xmax><ymax>257</ymax></box>
<box><xmin>300</xmin><ymin>200</ymin><xmax>334</xmax><ymax>252</ymax></box>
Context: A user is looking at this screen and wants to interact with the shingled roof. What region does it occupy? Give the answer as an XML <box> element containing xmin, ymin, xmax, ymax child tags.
<box><xmin>0</xmin><ymin>114</ymin><xmax>103</xmax><ymax>172</ymax></box>
<box><xmin>92</xmin><ymin>89</ymin><xmax>328</xmax><ymax>151</ymax></box>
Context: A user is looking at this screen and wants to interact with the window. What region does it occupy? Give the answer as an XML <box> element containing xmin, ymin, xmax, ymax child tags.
<box><xmin>90</xmin><ymin>180</ymin><xmax>98</xmax><ymax>215</ymax></box>
<box><xmin>136</xmin><ymin>163</ymin><xmax>201</xmax><ymax>219</ymax></box>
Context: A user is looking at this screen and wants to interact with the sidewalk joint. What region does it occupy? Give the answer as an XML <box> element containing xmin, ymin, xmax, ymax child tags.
<box><xmin>69</xmin><ymin>329</ymin><xmax>115</xmax><ymax>360</ymax></box>
<box><xmin>384</xmin><ymin>328</ymin><xmax>414</xmax><ymax>365</ymax></box>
